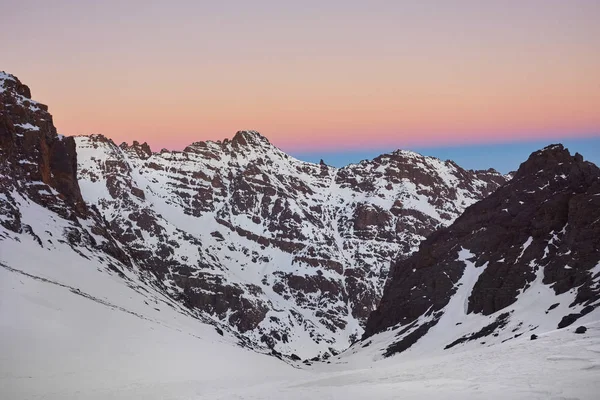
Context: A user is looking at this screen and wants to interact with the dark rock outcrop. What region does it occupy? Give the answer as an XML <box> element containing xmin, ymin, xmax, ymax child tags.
<box><xmin>0</xmin><ymin>71</ymin><xmax>86</xmax><ymax>218</ymax></box>
<box><xmin>574</xmin><ymin>326</ymin><xmax>587</xmax><ymax>334</ymax></box>
<box><xmin>0</xmin><ymin>72</ymin><xmax>130</xmax><ymax>266</ymax></box>
<box><xmin>364</xmin><ymin>145</ymin><xmax>600</xmax><ymax>355</ymax></box>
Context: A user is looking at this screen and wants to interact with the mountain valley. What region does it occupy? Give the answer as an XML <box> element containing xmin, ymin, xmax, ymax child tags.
<box><xmin>1</xmin><ymin>71</ymin><xmax>599</xmax><ymax>399</ymax></box>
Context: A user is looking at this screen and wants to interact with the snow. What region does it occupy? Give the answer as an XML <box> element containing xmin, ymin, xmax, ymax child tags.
<box><xmin>516</xmin><ymin>236</ymin><xmax>533</xmax><ymax>262</ymax></box>
<box><xmin>14</xmin><ymin>122</ymin><xmax>40</xmax><ymax>131</ymax></box>
<box><xmin>2</xmin><ymin>205</ymin><xmax>599</xmax><ymax>400</ymax></box>
<box><xmin>338</xmin><ymin>248</ymin><xmax>600</xmax><ymax>369</ymax></box>
<box><xmin>295</xmin><ymin>326</ymin><xmax>600</xmax><ymax>400</ymax></box>
<box><xmin>1</xmin><ymin>248</ymin><xmax>599</xmax><ymax>399</ymax></box>
<box><xmin>0</xmin><ymin>261</ymin><xmax>301</xmax><ymax>399</ymax></box>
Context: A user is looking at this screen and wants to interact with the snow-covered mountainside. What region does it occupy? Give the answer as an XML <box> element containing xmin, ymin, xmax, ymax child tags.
<box><xmin>72</xmin><ymin>130</ymin><xmax>506</xmax><ymax>357</ymax></box>
<box><xmin>0</xmin><ymin>71</ymin><xmax>508</xmax><ymax>357</ymax></box>
<box><xmin>2</xmin><ymin>71</ymin><xmax>600</xmax><ymax>399</ymax></box>
<box><xmin>361</xmin><ymin>144</ymin><xmax>600</xmax><ymax>358</ymax></box>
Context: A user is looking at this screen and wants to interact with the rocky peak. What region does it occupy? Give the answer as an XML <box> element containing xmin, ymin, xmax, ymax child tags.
<box><xmin>363</xmin><ymin>144</ymin><xmax>600</xmax><ymax>357</ymax></box>
<box><xmin>0</xmin><ymin>71</ymin><xmax>32</xmax><ymax>99</ymax></box>
<box><xmin>472</xmin><ymin>167</ymin><xmax>501</xmax><ymax>175</ymax></box>
<box><xmin>513</xmin><ymin>144</ymin><xmax>591</xmax><ymax>182</ymax></box>
<box><xmin>119</xmin><ymin>140</ymin><xmax>152</xmax><ymax>159</ymax></box>
<box><xmin>0</xmin><ymin>72</ymin><xmax>85</xmax><ymax>217</ymax></box>
<box><xmin>230</xmin><ymin>130</ymin><xmax>271</xmax><ymax>148</ymax></box>
<box><xmin>182</xmin><ymin>130</ymin><xmax>281</xmax><ymax>162</ymax></box>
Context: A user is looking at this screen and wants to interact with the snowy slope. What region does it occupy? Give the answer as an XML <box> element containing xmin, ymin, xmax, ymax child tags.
<box><xmin>1</xmin><ymin>246</ymin><xmax>599</xmax><ymax>399</ymax></box>
<box><xmin>1</xmin><ymin>200</ymin><xmax>598</xmax><ymax>399</ymax></box>
<box><xmin>0</xmin><ymin>238</ymin><xmax>302</xmax><ymax>399</ymax></box>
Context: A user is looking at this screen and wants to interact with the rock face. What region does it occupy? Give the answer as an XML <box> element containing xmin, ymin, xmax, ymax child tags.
<box><xmin>0</xmin><ymin>72</ymin><xmax>86</xmax><ymax>220</ymax></box>
<box><xmin>72</xmin><ymin>129</ymin><xmax>507</xmax><ymax>357</ymax></box>
<box><xmin>0</xmin><ymin>72</ymin><xmax>131</xmax><ymax>270</ymax></box>
<box><xmin>363</xmin><ymin>144</ymin><xmax>600</xmax><ymax>357</ymax></box>
<box><xmin>0</xmin><ymin>72</ymin><xmax>509</xmax><ymax>358</ymax></box>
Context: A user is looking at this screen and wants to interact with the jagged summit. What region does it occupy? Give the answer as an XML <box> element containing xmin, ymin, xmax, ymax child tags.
<box><xmin>86</xmin><ymin>130</ymin><xmax>276</xmax><ymax>161</ymax></box>
<box><xmin>0</xmin><ymin>71</ymin><xmax>85</xmax><ymax>216</ymax></box>
<box><xmin>84</xmin><ymin>133</ymin><xmax>115</xmax><ymax>143</ymax></box>
<box><xmin>0</xmin><ymin>71</ymin><xmax>31</xmax><ymax>98</ymax></box>
<box><xmin>182</xmin><ymin>129</ymin><xmax>279</xmax><ymax>157</ymax></box>
<box><xmin>119</xmin><ymin>140</ymin><xmax>152</xmax><ymax>159</ymax></box>
<box><xmin>230</xmin><ymin>129</ymin><xmax>271</xmax><ymax>146</ymax></box>
<box><xmin>513</xmin><ymin>143</ymin><xmax>591</xmax><ymax>181</ymax></box>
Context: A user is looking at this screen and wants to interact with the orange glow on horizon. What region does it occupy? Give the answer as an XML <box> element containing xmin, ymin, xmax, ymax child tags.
<box><xmin>4</xmin><ymin>1</ymin><xmax>599</xmax><ymax>152</ymax></box>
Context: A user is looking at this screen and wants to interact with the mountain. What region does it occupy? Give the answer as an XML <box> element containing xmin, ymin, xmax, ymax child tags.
<box><xmin>0</xmin><ymin>71</ymin><xmax>85</xmax><ymax>217</ymax></box>
<box><xmin>2</xmin><ymin>71</ymin><xmax>600</xmax><ymax>399</ymax></box>
<box><xmin>0</xmin><ymin>71</ymin><xmax>508</xmax><ymax>358</ymax></box>
<box><xmin>0</xmin><ymin>72</ymin><xmax>135</xmax><ymax>268</ymax></box>
<box><xmin>73</xmin><ymin>132</ymin><xmax>507</xmax><ymax>357</ymax></box>
<box><xmin>361</xmin><ymin>144</ymin><xmax>600</xmax><ymax>357</ymax></box>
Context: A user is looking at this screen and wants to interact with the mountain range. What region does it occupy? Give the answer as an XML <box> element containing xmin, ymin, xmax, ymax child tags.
<box><xmin>1</xmin><ymin>71</ymin><xmax>512</xmax><ymax>358</ymax></box>
<box><xmin>1</xmin><ymin>71</ymin><xmax>599</xmax><ymax>397</ymax></box>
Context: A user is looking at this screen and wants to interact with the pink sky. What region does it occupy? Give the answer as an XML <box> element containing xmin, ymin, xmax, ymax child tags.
<box><xmin>3</xmin><ymin>0</ymin><xmax>599</xmax><ymax>152</ymax></box>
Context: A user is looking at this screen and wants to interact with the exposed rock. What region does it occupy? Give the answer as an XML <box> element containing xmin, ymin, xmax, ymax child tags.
<box><xmin>73</xmin><ymin>127</ymin><xmax>507</xmax><ymax>357</ymax></box>
<box><xmin>444</xmin><ymin>312</ymin><xmax>510</xmax><ymax>349</ymax></box>
<box><xmin>364</xmin><ymin>144</ymin><xmax>600</xmax><ymax>356</ymax></box>
<box><xmin>0</xmin><ymin>71</ymin><xmax>86</xmax><ymax>219</ymax></box>
<box><xmin>574</xmin><ymin>326</ymin><xmax>587</xmax><ymax>334</ymax></box>
<box><xmin>1</xmin><ymin>72</ymin><xmax>510</xmax><ymax>359</ymax></box>
<box><xmin>0</xmin><ymin>72</ymin><xmax>129</xmax><ymax>268</ymax></box>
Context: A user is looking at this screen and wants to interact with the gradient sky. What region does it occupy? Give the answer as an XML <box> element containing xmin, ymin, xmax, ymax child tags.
<box><xmin>293</xmin><ymin>137</ymin><xmax>600</xmax><ymax>174</ymax></box>
<box><xmin>2</xmin><ymin>0</ymin><xmax>599</xmax><ymax>171</ymax></box>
